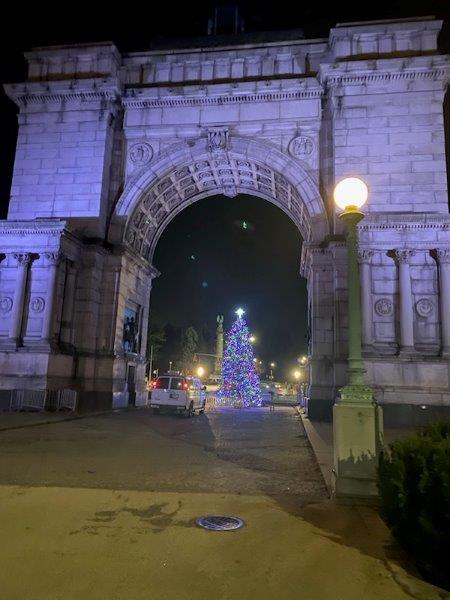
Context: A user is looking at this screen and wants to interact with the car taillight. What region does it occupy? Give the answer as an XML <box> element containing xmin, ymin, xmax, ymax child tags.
<box><xmin>183</xmin><ymin>382</ymin><xmax>188</xmax><ymax>390</ymax></box>
<box><xmin>151</xmin><ymin>381</ymin><xmax>157</xmax><ymax>389</ymax></box>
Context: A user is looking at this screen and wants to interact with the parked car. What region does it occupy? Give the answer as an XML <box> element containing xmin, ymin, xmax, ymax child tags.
<box><xmin>149</xmin><ymin>374</ymin><xmax>206</xmax><ymax>416</ymax></box>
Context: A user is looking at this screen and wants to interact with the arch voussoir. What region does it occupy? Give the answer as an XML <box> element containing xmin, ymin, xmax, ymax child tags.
<box><xmin>115</xmin><ymin>136</ymin><xmax>328</xmax><ymax>260</ymax></box>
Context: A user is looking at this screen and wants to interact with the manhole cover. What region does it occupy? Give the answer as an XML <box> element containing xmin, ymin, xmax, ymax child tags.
<box><xmin>196</xmin><ymin>516</ymin><xmax>245</xmax><ymax>531</ymax></box>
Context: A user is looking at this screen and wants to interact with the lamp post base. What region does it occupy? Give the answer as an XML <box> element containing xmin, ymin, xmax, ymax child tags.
<box><xmin>332</xmin><ymin>393</ymin><xmax>383</xmax><ymax>499</ymax></box>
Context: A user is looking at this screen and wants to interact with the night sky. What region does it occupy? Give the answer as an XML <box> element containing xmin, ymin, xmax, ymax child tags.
<box><xmin>151</xmin><ymin>195</ymin><xmax>306</xmax><ymax>378</ymax></box>
<box><xmin>0</xmin><ymin>1</ymin><xmax>449</xmax><ymax>379</ymax></box>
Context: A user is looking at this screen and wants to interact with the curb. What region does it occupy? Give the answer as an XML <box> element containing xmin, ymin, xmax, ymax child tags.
<box><xmin>294</xmin><ymin>406</ymin><xmax>333</xmax><ymax>497</ymax></box>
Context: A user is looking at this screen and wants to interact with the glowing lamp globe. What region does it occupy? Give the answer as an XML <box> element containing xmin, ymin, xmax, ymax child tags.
<box><xmin>333</xmin><ymin>177</ymin><xmax>368</xmax><ymax>212</ymax></box>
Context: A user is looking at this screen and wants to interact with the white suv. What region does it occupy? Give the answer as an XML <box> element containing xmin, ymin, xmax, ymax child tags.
<box><xmin>150</xmin><ymin>375</ymin><xmax>206</xmax><ymax>416</ymax></box>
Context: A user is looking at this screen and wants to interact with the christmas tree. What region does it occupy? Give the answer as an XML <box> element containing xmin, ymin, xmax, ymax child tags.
<box><xmin>218</xmin><ymin>309</ymin><xmax>261</xmax><ymax>407</ymax></box>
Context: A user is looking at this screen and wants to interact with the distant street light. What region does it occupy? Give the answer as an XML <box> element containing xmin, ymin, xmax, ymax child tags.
<box><xmin>332</xmin><ymin>176</ymin><xmax>383</xmax><ymax>498</ymax></box>
<box><xmin>269</xmin><ymin>362</ymin><xmax>275</xmax><ymax>381</ymax></box>
<box><xmin>293</xmin><ymin>370</ymin><xmax>301</xmax><ymax>380</ymax></box>
<box><xmin>197</xmin><ymin>366</ymin><xmax>205</xmax><ymax>378</ymax></box>
<box><xmin>249</xmin><ymin>335</ymin><xmax>256</xmax><ymax>343</ymax></box>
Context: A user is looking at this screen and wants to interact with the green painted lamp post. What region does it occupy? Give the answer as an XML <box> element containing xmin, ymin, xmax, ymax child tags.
<box><xmin>332</xmin><ymin>177</ymin><xmax>383</xmax><ymax>499</ymax></box>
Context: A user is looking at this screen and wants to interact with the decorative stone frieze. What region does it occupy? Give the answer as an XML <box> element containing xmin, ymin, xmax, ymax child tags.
<box><xmin>122</xmin><ymin>87</ymin><xmax>323</xmax><ymax>109</ymax></box>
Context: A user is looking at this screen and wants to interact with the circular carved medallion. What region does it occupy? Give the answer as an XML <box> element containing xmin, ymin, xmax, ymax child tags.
<box><xmin>31</xmin><ymin>297</ymin><xmax>45</xmax><ymax>313</ymax></box>
<box><xmin>289</xmin><ymin>136</ymin><xmax>314</xmax><ymax>159</ymax></box>
<box><xmin>374</xmin><ymin>298</ymin><xmax>393</xmax><ymax>316</ymax></box>
<box><xmin>416</xmin><ymin>298</ymin><xmax>433</xmax><ymax>318</ymax></box>
<box><xmin>0</xmin><ymin>297</ymin><xmax>13</xmax><ymax>314</ymax></box>
<box><xmin>129</xmin><ymin>143</ymin><xmax>153</xmax><ymax>165</ymax></box>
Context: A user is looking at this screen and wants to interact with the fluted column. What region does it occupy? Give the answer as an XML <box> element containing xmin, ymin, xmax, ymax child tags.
<box><xmin>394</xmin><ymin>249</ymin><xmax>415</xmax><ymax>355</ymax></box>
<box><xmin>358</xmin><ymin>250</ymin><xmax>374</xmax><ymax>352</ymax></box>
<box><xmin>435</xmin><ymin>249</ymin><xmax>450</xmax><ymax>357</ymax></box>
<box><xmin>41</xmin><ymin>252</ymin><xmax>61</xmax><ymax>343</ymax></box>
<box><xmin>8</xmin><ymin>253</ymin><xmax>31</xmax><ymax>344</ymax></box>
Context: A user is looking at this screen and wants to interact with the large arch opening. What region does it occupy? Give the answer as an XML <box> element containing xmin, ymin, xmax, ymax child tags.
<box><xmin>111</xmin><ymin>136</ymin><xmax>334</xmax><ymax>418</ymax></box>
<box><xmin>149</xmin><ymin>193</ymin><xmax>308</xmax><ymax>381</ymax></box>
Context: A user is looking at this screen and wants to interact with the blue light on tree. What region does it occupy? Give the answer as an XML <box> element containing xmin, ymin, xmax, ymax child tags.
<box><xmin>218</xmin><ymin>308</ymin><xmax>262</xmax><ymax>407</ymax></box>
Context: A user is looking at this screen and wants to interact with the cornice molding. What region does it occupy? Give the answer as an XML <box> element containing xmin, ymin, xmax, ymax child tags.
<box><xmin>123</xmin><ymin>88</ymin><xmax>323</xmax><ymax>109</ymax></box>
<box><xmin>4</xmin><ymin>81</ymin><xmax>121</xmax><ymax>107</ymax></box>
<box><xmin>0</xmin><ymin>220</ymin><xmax>67</xmax><ymax>236</ymax></box>
<box><xmin>324</xmin><ymin>67</ymin><xmax>447</xmax><ymax>86</ymax></box>
<box><xmin>358</xmin><ymin>214</ymin><xmax>450</xmax><ymax>231</ymax></box>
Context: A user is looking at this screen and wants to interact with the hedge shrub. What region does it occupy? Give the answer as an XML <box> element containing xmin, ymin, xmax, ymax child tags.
<box><xmin>378</xmin><ymin>419</ymin><xmax>450</xmax><ymax>590</ymax></box>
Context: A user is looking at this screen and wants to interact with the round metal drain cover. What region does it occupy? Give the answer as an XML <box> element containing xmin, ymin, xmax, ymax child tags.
<box><xmin>196</xmin><ymin>515</ymin><xmax>245</xmax><ymax>531</ymax></box>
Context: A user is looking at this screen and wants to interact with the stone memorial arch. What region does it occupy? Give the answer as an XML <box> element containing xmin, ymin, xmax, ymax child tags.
<box><xmin>0</xmin><ymin>17</ymin><xmax>449</xmax><ymax>422</ymax></box>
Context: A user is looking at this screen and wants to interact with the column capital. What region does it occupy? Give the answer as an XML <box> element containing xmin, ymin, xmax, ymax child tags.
<box><xmin>13</xmin><ymin>252</ymin><xmax>32</xmax><ymax>266</ymax></box>
<box><xmin>44</xmin><ymin>251</ymin><xmax>62</xmax><ymax>266</ymax></box>
<box><xmin>393</xmin><ymin>249</ymin><xmax>415</xmax><ymax>264</ymax></box>
<box><xmin>357</xmin><ymin>249</ymin><xmax>374</xmax><ymax>264</ymax></box>
<box><xmin>434</xmin><ymin>249</ymin><xmax>450</xmax><ymax>265</ymax></box>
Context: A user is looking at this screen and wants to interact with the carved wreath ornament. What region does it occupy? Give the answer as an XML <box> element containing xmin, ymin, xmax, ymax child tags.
<box><xmin>30</xmin><ymin>297</ymin><xmax>45</xmax><ymax>313</ymax></box>
<box><xmin>374</xmin><ymin>298</ymin><xmax>393</xmax><ymax>316</ymax></box>
<box><xmin>0</xmin><ymin>296</ymin><xmax>13</xmax><ymax>314</ymax></box>
<box><xmin>415</xmin><ymin>298</ymin><xmax>433</xmax><ymax>318</ymax></box>
<box><xmin>289</xmin><ymin>136</ymin><xmax>314</xmax><ymax>159</ymax></box>
<box><xmin>129</xmin><ymin>143</ymin><xmax>153</xmax><ymax>166</ymax></box>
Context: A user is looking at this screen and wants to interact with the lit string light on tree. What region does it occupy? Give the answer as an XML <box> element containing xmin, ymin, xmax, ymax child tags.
<box><xmin>218</xmin><ymin>308</ymin><xmax>261</xmax><ymax>407</ymax></box>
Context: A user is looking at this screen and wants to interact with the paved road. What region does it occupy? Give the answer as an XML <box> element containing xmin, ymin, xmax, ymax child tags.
<box><xmin>0</xmin><ymin>407</ymin><xmax>443</xmax><ymax>600</ymax></box>
<box><xmin>0</xmin><ymin>406</ymin><xmax>327</xmax><ymax>500</ymax></box>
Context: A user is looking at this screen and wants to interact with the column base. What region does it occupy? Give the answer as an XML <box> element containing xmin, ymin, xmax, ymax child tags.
<box><xmin>332</xmin><ymin>396</ymin><xmax>384</xmax><ymax>499</ymax></box>
<box><xmin>398</xmin><ymin>346</ymin><xmax>416</xmax><ymax>358</ymax></box>
<box><xmin>338</xmin><ymin>384</ymin><xmax>373</xmax><ymax>404</ymax></box>
<box><xmin>0</xmin><ymin>339</ymin><xmax>21</xmax><ymax>351</ymax></box>
<box><xmin>22</xmin><ymin>338</ymin><xmax>59</xmax><ymax>352</ymax></box>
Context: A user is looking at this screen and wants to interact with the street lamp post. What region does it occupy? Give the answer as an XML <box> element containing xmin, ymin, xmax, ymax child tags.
<box><xmin>333</xmin><ymin>177</ymin><xmax>383</xmax><ymax>499</ymax></box>
<box><xmin>269</xmin><ymin>362</ymin><xmax>275</xmax><ymax>380</ymax></box>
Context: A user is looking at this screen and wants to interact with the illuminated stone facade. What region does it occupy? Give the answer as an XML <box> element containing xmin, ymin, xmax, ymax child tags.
<box><xmin>1</xmin><ymin>17</ymin><xmax>449</xmax><ymax>422</ymax></box>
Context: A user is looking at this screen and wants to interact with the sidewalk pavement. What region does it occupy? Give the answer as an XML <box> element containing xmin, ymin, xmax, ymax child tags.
<box><xmin>297</xmin><ymin>408</ymin><xmax>421</xmax><ymax>493</ymax></box>
<box><xmin>0</xmin><ymin>408</ymin><xmax>121</xmax><ymax>431</ymax></box>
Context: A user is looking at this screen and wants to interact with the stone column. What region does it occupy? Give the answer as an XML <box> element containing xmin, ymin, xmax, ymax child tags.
<box><xmin>358</xmin><ymin>250</ymin><xmax>374</xmax><ymax>352</ymax></box>
<box><xmin>60</xmin><ymin>261</ymin><xmax>77</xmax><ymax>346</ymax></box>
<box><xmin>394</xmin><ymin>250</ymin><xmax>415</xmax><ymax>355</ymax></box>
<box><xmin>41</xmin><ymin>252</ymin><xmax>61</xmax><ymax>344</ymax></box>
<box><xmin>8</xmin><ymin>253</ymin><xmax>31</xmax><ymax>344</ymax></box>
<box><xmin>435</xmin><ymin>249</ymin><xmax>450</xmax><ymax>357</ymax></box>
